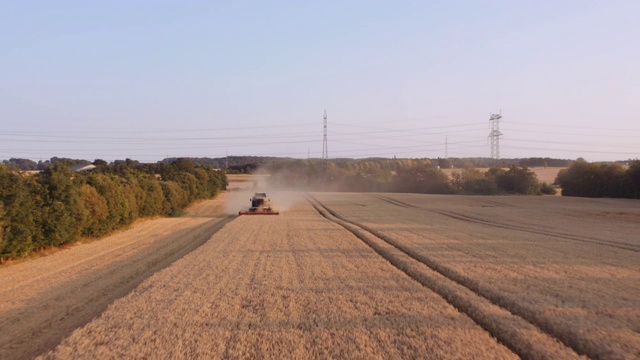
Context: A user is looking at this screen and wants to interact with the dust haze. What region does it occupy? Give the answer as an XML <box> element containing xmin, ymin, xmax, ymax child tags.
<box><xmin>224</xmin><ymin>170</ymin><xmax>307</xmax><ymax>214</ymax></box>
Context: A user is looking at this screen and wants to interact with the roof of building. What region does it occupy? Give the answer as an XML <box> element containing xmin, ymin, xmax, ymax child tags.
<box><xmin>71</xmin><ymin>164</ymin><xmax>97</xmax><ymax>172</ymax></box>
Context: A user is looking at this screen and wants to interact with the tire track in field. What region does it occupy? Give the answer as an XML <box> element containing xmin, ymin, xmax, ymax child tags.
<box><xmin>305</xmin><ymin>194</ymin><xmax>582</xmax><ymax>360</ymax></box>
<box><xmin>479</xmin><ymin>199</ymin><xmax>516</xmax><ymax>208</ymax></box>
<box><xmin>370</xmin><ymin>194</ymin><xmax>640</xmax><ymax>253</ymax></box>
<box><xmin>330</xmin><ymin>194</ymin><xmax>636</xmax><ymax>359</ymax></box>
<box><xmin>0</xmin><ymin>213</ymin><xmax>235</xmax><ymax>360</ymax></box>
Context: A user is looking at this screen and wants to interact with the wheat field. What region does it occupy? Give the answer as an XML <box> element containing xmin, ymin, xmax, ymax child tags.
<box><xmin>2</xmin><ymin>187</ymin><xmax>638</xmax><ymax>359</ymax></box>
<box><xmin>39</xmin><ymin>198</ymin><xmax>519</xmax><ymax>359</ymax></box>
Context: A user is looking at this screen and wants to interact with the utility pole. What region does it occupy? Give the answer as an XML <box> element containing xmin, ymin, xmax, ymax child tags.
<box><xmin>488</xmin><ymin>112</ymin><xmax>503</xmax><ymax>160</ymax></box>
<box><xmin>225</xmin><ymin>151</ymin><xmax>228</xmax><ymax>169</ymax></box>
<box><xmin>322</xmin><ymin>109</ymin><xmax>328</xmax><ymax>166</ymax></box>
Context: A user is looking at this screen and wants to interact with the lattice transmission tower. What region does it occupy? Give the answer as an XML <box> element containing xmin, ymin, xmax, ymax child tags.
<box><xmin>445</xmin><ymin>136</ymin><xmax>448</xmax><ymax>159</ymax></box>
<box><xmin>322</xmin><ymin>110</ymin><xmax>328</xmax><ymax>163</ymax></box>
<box><xmin>488</xmin><ymin>112</ymin><xmax>503</xmax><ymax>160</ymax></box>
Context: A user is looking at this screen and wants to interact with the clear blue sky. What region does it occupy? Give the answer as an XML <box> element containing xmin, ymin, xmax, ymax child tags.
<box><xmin>1</xmin><ymin>1</ymin><xmax>639</xmax><ymax>162</ymax></box>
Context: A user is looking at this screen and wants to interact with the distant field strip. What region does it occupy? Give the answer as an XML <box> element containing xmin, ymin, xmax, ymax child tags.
<box><xmin>305</xmin><ymin>194</ymin><xmax>581</xmax><ymax>360</ymax></box>
<box><xmin>370</xmin><ymin>194</ymin><xmax>640</xmax><ymax>253</ymax></box>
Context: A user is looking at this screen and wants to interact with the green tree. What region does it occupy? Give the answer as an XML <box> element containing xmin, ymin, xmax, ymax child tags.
<box><xmin>161</xmin><ymin>181</ymin><xmax>189</xmax><ymax>216</ymax></box>
<box><xmin>437</xmin><ymin>158</ymin><xmax>452</xmax><ymax>169</ymax></box>
<box><xmin>79</xmin><ymin>184</ymin><xmax>109</xmax><ymax>237</ymax></box>
<box><xmin>556</xmin><ymin>160</ymin><xmax>590</xmax><ymax>196</ymax></box>
<box><xmin>600</xmin><ymin>163</ymin><xmax>626</xmax><ymax>197</ymax></box>
<box><xmin>136</xmin><ymin>173</ymin><xmax>166</xmax><ymax>217</ymax></box>
<box><xmin>393</xmin><ymin>166</ymin><xmax>452</xmax><ymax>194</ymax></box>
<box><xmin>451</xmin><ymin>168</ymin><xmax>498</xmax><ymax>194</ymax></box>
<box><xmin>557</xmin><ymin>160</ymin><xmax>634</xmax><ymax>198</ymax></box>
<box><xmin>495</xmin><ymin>166</ymin><xmax>540</xmax><ymax>195</ymax></box>
<box><xmin>625</xmin><ymin>160</ymin><xmax>640</xmax><ymax>198</ymax></box>
<box><xmin>37</xmin><ymin>163</ymin><xmax>85</xmax><ymax>246</ymax></box>
<box><xmin>3</xmin><ymin>158</ymin><xmax>38</xmax><ymax>170</ymax></box>
<box><xmin>86</xmin><ymin>173</ymin><xmax>128</xmax><ymax>234</ymax></box>
<box><xmin>0</xmin><ymin>166</ymin><xmax>42</xmax><ymax>259</ymax></box>
<box><xmin>172</xmin><ymin>158</ymin><xmax>195</xmax><ymax>172</ymax></box>
<box><xmin>539</xmin><ymin>182</ymin><xmax>557</xmax><ymax>195</ymax></box>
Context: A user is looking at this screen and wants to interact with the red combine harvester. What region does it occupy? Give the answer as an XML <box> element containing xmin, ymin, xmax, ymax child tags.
<box><xmin>238</xmin><ymin>193</ymin><xmax>280</xmax><ymax>215</ymax></box>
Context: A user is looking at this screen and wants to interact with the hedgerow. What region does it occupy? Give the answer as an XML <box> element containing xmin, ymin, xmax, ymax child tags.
<box><xmin>0</xmin><ymin>159</ymin><xmax>226</xmax><ymax>262</ymax></box>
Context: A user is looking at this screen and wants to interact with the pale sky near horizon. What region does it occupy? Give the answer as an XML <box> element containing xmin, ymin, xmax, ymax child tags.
<box><xmin>1</xmin><ymin>1</ymin><xmax>639</xmax><ymax>162</ymax></box>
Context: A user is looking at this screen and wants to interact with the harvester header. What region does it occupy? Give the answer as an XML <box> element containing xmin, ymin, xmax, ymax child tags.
<box><xmin>239</xmin><ymin>193</ymin><xmax>280</xmax><ymax>215</ymax></box>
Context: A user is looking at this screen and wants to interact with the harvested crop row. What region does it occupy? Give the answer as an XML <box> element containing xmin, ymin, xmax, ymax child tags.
<box><xmin>306</xmin><ymin>194</ymin><xmax>581</xmax><ymax>359</ymax></box>
<box><xmin>313</xmin><ymin>192</ymin><xmax>640</xmax><ymax>359</ymax></box>
<box><xmin>0</xmin><ymin>196</ymin><xmax>231</xmax><ymax>360</ymax></box>
<box><xmin>370</xmin><ymin>194</ymin><xmax>640</xmax><ymax>252</ymax></box>
<box><xmin>384</xmin><ymin>193</ymin><xmax>640</xmax><ymax>248</ymax></box>
<box><xmin>41</xmin><ymin>196</ymin><xmax>517</xmax><ymax>359</ymax></box>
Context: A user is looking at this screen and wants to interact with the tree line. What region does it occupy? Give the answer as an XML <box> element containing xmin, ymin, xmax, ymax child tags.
<box><xmin>0</xmin><ymin>158</ymin><xmax>227</xmax><ymax>262</ymax></box>
<box><xmin>2</xmin><ymin>157</ymin><xmax>91</xmax><ymax>171</ymax></box>
<box><xmin>263</xmin><ymin>159</ymin><xmax>554</xmax><ymax>196</ymax></box>
<box><xmin>154</xmin><ymin>156</ymin><xmax>575</xmax><ymax>172</ymax></box>
<box><xmin>555</xmin><ymin>159</ymin><xmax>640</xmax><ymax>198</ymax></box>
<box><xmin>5</xmin><ymin>156</ymin><xmax>577</xmax><ymax>173</ymax></box>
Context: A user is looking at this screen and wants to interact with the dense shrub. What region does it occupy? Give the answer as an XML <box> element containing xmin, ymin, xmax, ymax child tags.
<box><xmin>626</xmin><ymin>161</ymin><xmax>640</xmax><ymax>198</ymax></box>
<box><xmin>494</xmin><ymin>166</ymin><xmax>541</xmax><ymax>195</ymax></box>
<box><xmin>37</xmin><ymin>164</ymin><xmax>85</xmax><ymax>246</ymax></box>
<box><xmin>79</xmin><ymin>184</ymin><xmax>109</xmax><ymax>236</ymax></box>
<box><xmin>161</xmin><ymin>181</ymin><xmax>190</xmax><ymax>216</ymax></box>
<box><xmin>539</xmin><ymin>182</ymin><xmax>557</xmax><ymax>195</ymax></box>
<box><xmin>137</xmin><ymin>175</ymin><xmax>166</xmax><ymax>218</ymax></box>
<box><xmin>393</xmin><ymin>166</ymin><xmax>453</xmax><ymax>194</ymax></box>
<box><xmin>85</xmin><ymin>173</ymin><xmax>130</xmax><ymax>234</ymax></box>
<box><xmin>556</xmin><ymin>160</ymin><xmax>639</xmax><ymax>198</ymax></box>
<box><xmin>0</xmin><ymin>166</ymin><xmax>41</xmax><ymax>259</ymax></box>
<box><xmin>451</xmin><ymin>169</ymin><xmax>498</xmax><ymax>195</ymax></box>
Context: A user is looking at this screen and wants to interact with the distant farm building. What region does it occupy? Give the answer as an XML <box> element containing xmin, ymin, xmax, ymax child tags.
<box><xmin>71</xmin><ymin>164</ymin><xmax>96</xmax><ymax>172</ymax></box>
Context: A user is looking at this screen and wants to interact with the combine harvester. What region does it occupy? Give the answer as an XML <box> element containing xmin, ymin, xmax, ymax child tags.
<box><xmin>238</xmin><ymin>192</ymin><xmax>280</xmax><ymax>215</ymax></box>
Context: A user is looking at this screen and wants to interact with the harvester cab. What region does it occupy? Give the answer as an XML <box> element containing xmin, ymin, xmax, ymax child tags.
<box><xmin>239</xmin><ymin>192</ymin><xmax>280</xmax><ymax>215</ymax></box>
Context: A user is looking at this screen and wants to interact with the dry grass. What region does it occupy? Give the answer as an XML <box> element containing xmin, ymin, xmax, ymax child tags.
<box><xmin>40</xmin><ymin>196</ymin><xmax>516</xmax><ymax>359</ymax></box>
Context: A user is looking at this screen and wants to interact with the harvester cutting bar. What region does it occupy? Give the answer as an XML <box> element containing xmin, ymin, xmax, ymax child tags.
<box><xmin>238</xmin><ymin>210</ymin><xmax>280</xmax><ymax>215</ymax></box>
